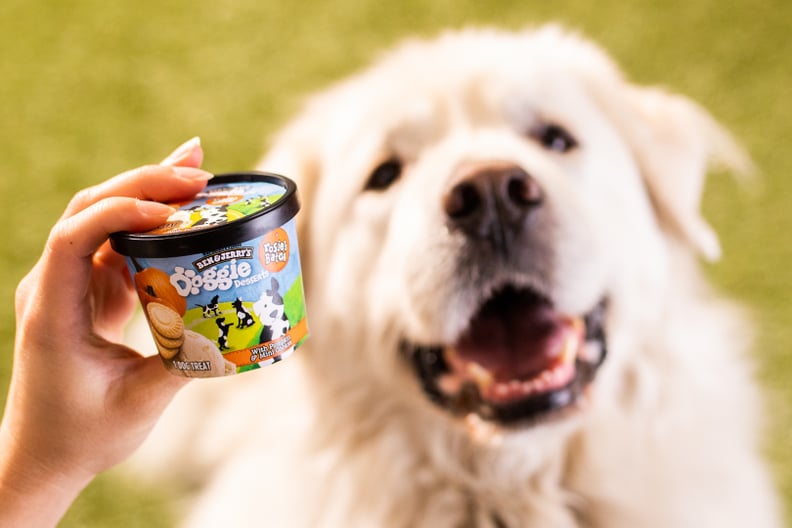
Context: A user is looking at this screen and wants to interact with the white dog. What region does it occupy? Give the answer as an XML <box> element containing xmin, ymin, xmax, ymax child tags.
<box><xmin>133</xmin><ymin>26</ymin><xmax>782</xmax><ymax>527</ymax></box>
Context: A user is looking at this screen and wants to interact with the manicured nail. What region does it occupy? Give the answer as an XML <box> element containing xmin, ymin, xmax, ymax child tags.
<box><xmin>174</xmin><ymin>167</ymin><xmax>214</xmax><ymax>181</ymax></box>
<box><xmin>137</xmin><ymin>200</ymin><xmax>176</xmax><ymax>217</ymax></box>
<box><xmin>162</xmin><ymin>137</ymin><xmax>201</xmax><ymax>165</ymax></box>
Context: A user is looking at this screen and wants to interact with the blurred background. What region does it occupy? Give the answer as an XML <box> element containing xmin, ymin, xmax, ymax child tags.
<box><xmin>0</xmin><ymin>0</ymin><xmax>789</xmax><ymax>525</ymax></box>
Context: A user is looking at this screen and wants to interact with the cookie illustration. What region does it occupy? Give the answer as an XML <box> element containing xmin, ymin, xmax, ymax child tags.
<box><xmin>155</xmin><ymin>342</ymin><xmax>181</xmax><ymax>360</ymax></box>
<box><xmin>147</xmin><ymin>302</ymin><xmax>185</xmax><ymax>339</ymax></box>
<box><xmin>152</xmin><ymin>329</ymin><xmax>185</xmax><ymax>350</ymax></box>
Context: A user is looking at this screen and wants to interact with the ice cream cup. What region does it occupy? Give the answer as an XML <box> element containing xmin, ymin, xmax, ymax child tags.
<box><xmin>110</xmin><ymin>171</ymin><xmax>308</xmax><ymax>377</ymax></box>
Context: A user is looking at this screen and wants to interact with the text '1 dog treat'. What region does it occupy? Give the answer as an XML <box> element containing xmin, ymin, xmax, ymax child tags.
<box><xmin>111</xmin><ymin>172</ymin><xmax>308</xmax><ymax>377</ymax></box>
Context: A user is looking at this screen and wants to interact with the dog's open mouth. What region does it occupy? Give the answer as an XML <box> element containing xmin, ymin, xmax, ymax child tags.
<box><xmin>403</xmin><ymin>286</ymin><xmax>607</xmax><ymax>425</ymax></box>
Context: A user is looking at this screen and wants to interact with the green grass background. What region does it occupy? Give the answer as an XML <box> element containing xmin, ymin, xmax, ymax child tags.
<box><xmin>0</xmin><ymin>0</ymin><xmax>789</xmax><ymax>525</ymax></box>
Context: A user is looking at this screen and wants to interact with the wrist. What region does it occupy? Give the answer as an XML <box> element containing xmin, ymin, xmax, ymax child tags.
<box><xmin>0</xmin><ymin>422</ymin><xmax>94</xmax><ymax>527</ymax></box>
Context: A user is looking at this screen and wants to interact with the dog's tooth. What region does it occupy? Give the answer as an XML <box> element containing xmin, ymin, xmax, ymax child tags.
<box><xmin>443</xmin><ymin>347</ymin><xmax>465</xmax><ymax>371</ymax></box>
<box><xmin>508</xmin><ymin>380</ymin><xmax>523</xmax><ymax>396</ymax></box>
<box><xmin>561</xmin><ymin>331</ymin><xmax>579</xmax><ymax>364</ymax></box>
<box><xmin>494</xmin><ymin>383</ymin><xmax>510</xmax><ymax>398</ymax></box>
<box><xmin>558</xmin><ymin>362</ymin><xmax>575</xmax><ymax>385</ymax></box>
<box><xmin>551</xmin><ymin>367</ymin><xmax>564</xmax><ymax>387</ymax></box>
<box><xmin>466</xmin><ymin>361</ymin><xmax>494</xmax><ymax>389</ymax></box>
<box><xmin>571</xmin><ymin>316</ymin><xmax>585</xmax><ymax>337</ymax></box>
<box><xmin>522</xmin><ymin>379</ymin><xmax>537</xmax><ymax>395</ymax></box>
<box><xmin>437</xmin><ymin>374</ymin><xmax>462</xmax><ymax>395</ymax></box>
<box><xmin>532</xmin><ymin>372</ymin><xmax>547</xmax><ymax>391</ymax></box>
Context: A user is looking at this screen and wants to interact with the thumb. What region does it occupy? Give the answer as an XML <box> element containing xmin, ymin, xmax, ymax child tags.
<box><xmin>161</xmin><ymin>137</ymin><xmax>204</xmax><ymax>168</ymax></box>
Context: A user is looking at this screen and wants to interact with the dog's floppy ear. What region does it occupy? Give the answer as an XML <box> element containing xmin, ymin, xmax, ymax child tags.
<box><xmin>603</xmin><ymin>84</ymin><xmax>753</xmax><ymax>261</ymax></box>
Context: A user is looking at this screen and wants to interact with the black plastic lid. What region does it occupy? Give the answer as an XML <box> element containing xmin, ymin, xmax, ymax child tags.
<box><xmin>110</xmin><ymin>172</ymin><xmax>300</xmax><ymax>258</ymax></box>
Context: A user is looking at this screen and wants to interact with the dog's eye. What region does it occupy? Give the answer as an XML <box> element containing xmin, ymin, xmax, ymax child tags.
<box><xmin>533</xmin><ymin>124</ymin><xmax>578</xmax><ymax>153</ymax></box>
<box><xmin>365</xmin><ymin>159</ymin><xmax>402</xmax><ymax>191</ymax></box>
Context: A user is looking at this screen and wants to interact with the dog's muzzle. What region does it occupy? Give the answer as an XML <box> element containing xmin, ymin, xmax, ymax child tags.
<box><xmin>402</xmin><ymin>162</ymin><xmax>608</xmax><ymax>426</ymax></box>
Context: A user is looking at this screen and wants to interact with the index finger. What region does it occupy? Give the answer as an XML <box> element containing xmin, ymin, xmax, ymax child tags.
<box><xmin>61</xmin><ymin>164</ymin><xmax>213</xmax><ymax>220</ymax></box>
<box><xmin>41</xmin><ymin>198</ymin><xmax>175</xmax><ymax>306</ymax></box>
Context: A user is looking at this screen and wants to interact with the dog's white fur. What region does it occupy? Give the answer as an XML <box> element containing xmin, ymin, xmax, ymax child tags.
<box><xmin>131</xmin><ymin>26</ymin><xmax>781</xmax><ymax>527</ymax></box>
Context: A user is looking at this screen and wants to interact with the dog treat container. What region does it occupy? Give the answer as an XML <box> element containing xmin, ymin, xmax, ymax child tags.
<box><xmin>110</xmin><ymin>172</ymin><xmax>308</xmax><ymax>377</ymax></box>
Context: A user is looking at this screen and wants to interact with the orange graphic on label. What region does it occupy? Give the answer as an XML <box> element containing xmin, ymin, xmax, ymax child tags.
<box><xmin>260</xmin><ymin>228</ymin><xmax>290</xmax><ymax>272</ymax></box>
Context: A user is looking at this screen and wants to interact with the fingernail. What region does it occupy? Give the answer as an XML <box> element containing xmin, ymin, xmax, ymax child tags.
<box><xmin>137</xmin><ymin>200</ymin><xmax>176</xmax><ymax>217</ymax></box>
<box><xmin>174</xmin><ymin>167</ymin><xmax>214</xmax><ymax>181</ymax></box>
<box><xmin>162</xmin><ymin>136</ymin><xmax>201</xmax><ymax>165</ymax></box>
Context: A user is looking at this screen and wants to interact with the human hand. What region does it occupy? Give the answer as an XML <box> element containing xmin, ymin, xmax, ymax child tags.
<box><xmin>0</xmin><ymin>138</ymin><xmax>212</xmax><ymax>526</ymax></box>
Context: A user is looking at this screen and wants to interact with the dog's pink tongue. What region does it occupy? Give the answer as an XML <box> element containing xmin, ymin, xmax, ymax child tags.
<box><xmin>455</xmin><ymin>298</ymin><xmax>570</xmax><ymax>382</ymax></box>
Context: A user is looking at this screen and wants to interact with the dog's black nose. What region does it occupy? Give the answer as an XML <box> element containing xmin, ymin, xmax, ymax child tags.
<box><xmin>444</xmin><ymin>162</ymin><xmax>543</xmax><ymax>243</ymax></box>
